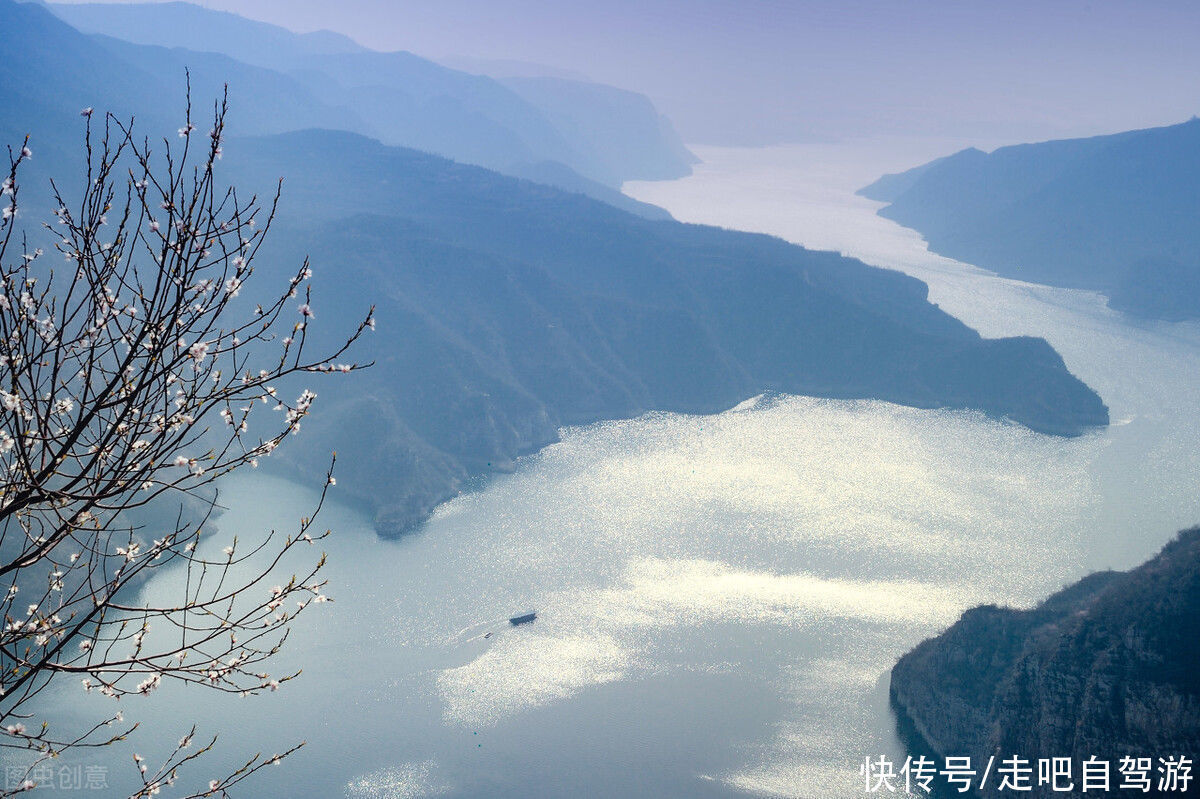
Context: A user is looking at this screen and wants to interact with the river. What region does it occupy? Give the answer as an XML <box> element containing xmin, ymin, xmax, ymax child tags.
<box><xmin>25</xmin><ymin>140</ymin><xmax>1200</xmax><ymax>798</ymax></box>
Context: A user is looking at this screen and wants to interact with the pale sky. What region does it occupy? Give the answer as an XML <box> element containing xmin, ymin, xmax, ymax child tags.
<box><xmin>49</xmin><ymin>0</ymin><xmax>1200</xmax><ymax>145</ymax></box>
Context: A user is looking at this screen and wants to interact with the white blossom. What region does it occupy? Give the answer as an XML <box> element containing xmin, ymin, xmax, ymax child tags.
<box><xmin>188</xmin><ymin>340</ymin><xmax>210</xmax><ymax>364</ymax></box>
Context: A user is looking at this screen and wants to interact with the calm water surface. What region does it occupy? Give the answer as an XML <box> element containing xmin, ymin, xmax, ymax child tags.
<box><xmin>29</xmin><ymin>142</ymin><xmax>1200</xmax><ymax>798</ymax></box>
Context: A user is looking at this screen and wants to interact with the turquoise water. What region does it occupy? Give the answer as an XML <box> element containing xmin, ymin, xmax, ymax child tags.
<box><xmin>26</xmin><ymin>142</ymin><xmax>1200</xmax><ymax>798</ymax></box>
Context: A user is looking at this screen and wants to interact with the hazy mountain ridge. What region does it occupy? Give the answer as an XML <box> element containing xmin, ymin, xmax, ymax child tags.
<box><xmin>0</xmin><ymin>0</ymin><xmax>367</xmax><ymax>167</ymax></box>
<box><xmin>46</xmin><ymin>0</ymin><xmax>697</xmax><ymax>194</ymax></box>
<box><xmin>218</xmin><ymin>129</ymin><xmax>1109</xmax><ymax>535</ymax></box>
<box><xmin>859</xmin><ymin>119</ymin><xmax>1200</xmax><ymax>321</ymax></box>
<box><xmin>2</xmin><ymin>0</ymin><xmax>1109</xmax><ymax>536</ymax></box>
<box><xmin>48</xmin><ymin>0</ymin><xmax>367</xmax><ymax>63</ymax></box>
<box><xmin>498</xmin><ymin>76</ymin><xmax>699</xmax><ymax>183</ymax></box>
<box><xmin>502</xmin><ymin>160</ymin><xmax>674</xmax><ymax>219</ymax></box>
<box><xmin>891</xmin><ymin>527</ymin><xmax>1200</xmax><ymax>797</ymax></box>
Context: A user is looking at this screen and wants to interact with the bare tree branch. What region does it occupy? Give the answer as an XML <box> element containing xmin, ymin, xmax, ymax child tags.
<box><xmin>0</xmin><ymin>84</ymin><xmax>372</xmax><ymax>797</ymax></box>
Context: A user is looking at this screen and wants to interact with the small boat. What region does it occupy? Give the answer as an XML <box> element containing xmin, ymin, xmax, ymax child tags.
<box><xmin>508</xmin><ymin>612</ymin><xmax>537</xmax><ymax>626</ymax></box>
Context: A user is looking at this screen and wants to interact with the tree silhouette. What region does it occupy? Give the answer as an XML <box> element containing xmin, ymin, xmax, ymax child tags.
<box><xmin>0</xmin><ymin>87</ymin><xmax>372</xmax><ymax>797</ymax></box>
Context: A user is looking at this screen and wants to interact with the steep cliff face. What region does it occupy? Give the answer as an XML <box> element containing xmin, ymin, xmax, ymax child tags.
<box><xmin>892</xmin><ymin>528</ymin><xmax>1200</xmax><ymax>796</ymax></box>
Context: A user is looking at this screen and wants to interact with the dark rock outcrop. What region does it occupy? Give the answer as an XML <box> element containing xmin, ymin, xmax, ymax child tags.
<box><xmin>892</xmin><ymin>528</ymin><xmax>1200</xmax><ymax>797</ymax></box>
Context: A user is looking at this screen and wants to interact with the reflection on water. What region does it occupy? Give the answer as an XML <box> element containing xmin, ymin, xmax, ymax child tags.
<box><xmin>37</xmin><ymin>395</ymin><xmax>1106</xmax><ymax>798</ymax></box>
<box><xmin>27</xmin><ymin>143</ymin><xmax>1200</xmax><ymax>798</ymax></box>
<box><xmin>627</xmin><ymin>141</ymin><xmax>1200</xmax><ymax>570</ymax></box>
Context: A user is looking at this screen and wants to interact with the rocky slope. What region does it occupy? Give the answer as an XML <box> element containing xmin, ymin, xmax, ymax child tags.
<box><xmin>892</xmin><ymin>528</ymin><xmax>1200</xmax><ymax>797</ymax></box>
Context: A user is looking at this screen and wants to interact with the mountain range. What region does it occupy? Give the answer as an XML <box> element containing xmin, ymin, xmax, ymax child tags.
<box><xmin>860</xmin><ymin>119</ymin><xmax>1200</xmax><ymax>321</ymax></box>
<box><xmin>42</xmin><ymin>0</ymin><xmax>695</xmax><ymax>215</ymax></box>
<box><xmin>220</xmin><ymin>130</ymin><xmax>1108</xmax><ymax>533</ymax></box>
<box><xmin>2</xmin><ymin>0</ymin><xmax>1109</xmax><ymax>535</ymax></box>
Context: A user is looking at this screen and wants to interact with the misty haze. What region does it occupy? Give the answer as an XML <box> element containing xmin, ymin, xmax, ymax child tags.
<box><xmin>0</xmin><ymin>2</ymin><xmax>1197</xmax><ymax>798</ymax></box>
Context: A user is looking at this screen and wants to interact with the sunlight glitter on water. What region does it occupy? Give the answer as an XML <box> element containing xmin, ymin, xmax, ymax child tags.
<box><xmin>410</xmin><ymin>392</ymin><xmax>1105</xmax><ymax>795</ymax></box>
<box><xmin>35</xmin><ymin>142</ymin><xmax>1200</xmax><ymax>799</ymax></box>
